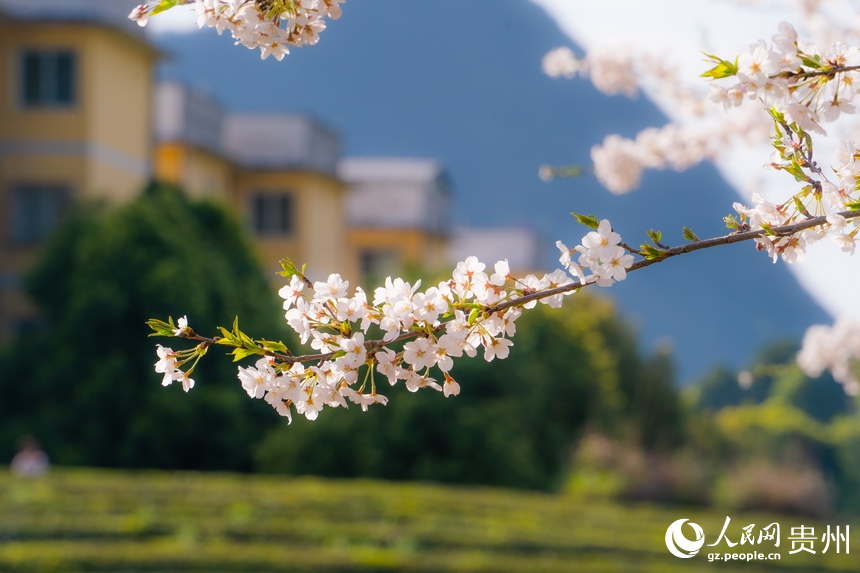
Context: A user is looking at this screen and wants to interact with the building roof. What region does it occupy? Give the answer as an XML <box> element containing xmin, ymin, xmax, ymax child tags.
<box><xmin>0</xmin><ymin>0</ymin><xmax>149</xmax><ymax>43</ymax></box>
<box><xmin>338</xmin><ymin>157</ymin><xmax>443</xmax><ymax>184</ymax></box>
<box><xmin>154</xmin><ymin>82</ymin><xmax>341</xmax><ymax>175</ymax></box>
<box><xmin>340</xmin><ymin>156</ymin><xmax>451</xmax><ymax>234</ymax></box>
<box><xmin>154</xmin><ymin>82</ymin><xmax>225</xmax><ymax>156</ymax></box>
<box><xmin>448</xmin><ymin>227</ymin><xmax>544</xmax><ymax>274</ymax></box>
<box><xmin>223</xmin><ymin>114</ymin><xmax>340</xmax><ymax>174</ymax></box>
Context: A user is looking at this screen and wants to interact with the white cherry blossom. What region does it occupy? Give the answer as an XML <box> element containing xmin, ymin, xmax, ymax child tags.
<box><xmin>154</xmin><ymin>345</ymin><xmax>179</xmax><ymax>387</ymax></box>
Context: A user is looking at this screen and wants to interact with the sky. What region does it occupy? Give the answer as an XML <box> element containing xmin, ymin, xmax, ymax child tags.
<box><xmin>143</xmin><ymin>1</ymin><xmax>843</xmax><ymax>381</ymax></box>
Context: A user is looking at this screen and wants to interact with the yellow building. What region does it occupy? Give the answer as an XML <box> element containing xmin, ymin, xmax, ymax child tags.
<box><xmin>0</xmin><ymin>1</ymin><xmax>540</xmax><ymax>341</ymax></box>
<box><xmin>339</xmin><ymin>158</ymin><xmax>451</xmax><ymax>282</ymax></box>
<box><xmin>338</xmin><ymin>158</ymin><xmax>541</xmax><ymax>283</ymax></box>
<box><xmin>0</xmin><ymin>0</ymin><xmax>158</xmax><ymax>338</ymax></box>
<box><xmin>152</xmin><ymin>82</ymin><xmax>351</xmax><ymax>281</ymax></box>
<box><xmin>0</xmin><ymin>0</ymin><xmax>351</xmax><ymax>340</ymax></box>
<box><xmin>153</xmin><ymin>84</ymin><xmax>468</xmax><ymax>289</ymax></box>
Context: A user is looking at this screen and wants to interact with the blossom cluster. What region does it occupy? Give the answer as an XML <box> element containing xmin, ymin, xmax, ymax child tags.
<box><xmin>543</xmin><ymin>22</ymin><xmax>860</xmax><ymax>195</ymax></box>
<box><xmin>797</xmin><ymin>317</ymin><xmax>860</xmax><ymax>395</ymax></box>
<box><xmin>129</xmin><ymin>0</ymin><xmax>345</xmax><ymax>60</ymax></box>
<box><xmin>545</xmin><ymin>23</ymin><xmax>860</xmax><ymax>264</ymax></box>
<box><xmin>588</xmin><ymin>124</ymin><xmax>727</xmax><ymax>195</ymax></box>
<box><xmin>709</xmin><ymin>22</ymin><xmax>859</xmax><ymax>131</ymax></box>
<box><xmin>154</xmin><ymin>220</ymin><xmax>635</xmax><ymax>421</ymax></box>
<box><xmin>542</xmin><ymin>45</ymin><xmax>637</xmax><ymax>98</ymax></box>
<box><xmin>556</xmin><ymin>219</ymin><xmax>635</xmax><ymax>286</ymax></box>
<box><xmin>730</xmin><ymin>134</ymin><xmax>859</xmax><ymax>263</ymax></box>
<box><xmin>154</xmin><ymin>317</ymin><xmax>197</xmax><ymax>392</ymax></box>
<box><xmin>542</xmin><ymin>46</ymin><xmax>763</xmax><ymax>194</ymax></box>
<box><xmin>542</xmin><ymin>20</ymin><xmax>860</xmax><ymax>393</ymax></box>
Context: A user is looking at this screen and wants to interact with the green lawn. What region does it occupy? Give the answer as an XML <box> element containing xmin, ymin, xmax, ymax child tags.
<box><xmin>0</xmin><ymin>468</ymin><xmax>855</xmax><ymax>572</ymax></box>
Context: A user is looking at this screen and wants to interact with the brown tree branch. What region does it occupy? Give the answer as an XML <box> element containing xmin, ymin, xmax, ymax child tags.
<box><xmin>185</xmin><ymin>209</ymin><xmax>860</xmax><ymax>366</ymax></box>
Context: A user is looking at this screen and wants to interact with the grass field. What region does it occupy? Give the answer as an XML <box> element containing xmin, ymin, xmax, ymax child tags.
<box><xmin>0</xmin><ymin>468</ymin><xmax>855</xmax><ymax>572</ymax></box>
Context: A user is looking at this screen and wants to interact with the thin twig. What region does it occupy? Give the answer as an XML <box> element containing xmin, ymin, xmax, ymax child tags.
<box><xmin>777</xmin><ymin>64</ymin><xmax>860</xmax><ymax>80</ymax></box>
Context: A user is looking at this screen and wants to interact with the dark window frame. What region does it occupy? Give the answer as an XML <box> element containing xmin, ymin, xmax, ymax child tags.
<box><xmin>358</xmin><ymin>248</ymin><xmax>399</xmax><ymax>280</ymax></box>
<box><xmin>20</xmin><ymin>49</ymin><xmax>77</xmax><ymax>108</ymax></box>
<box><xmin>9</xmin><ymin>183</ymin><xmax>71</xmax><ymax>245</ymax></box>
<box><xmin>250</xmin><ymin>191</ymin><xmax>294</xmax><ymax>236</ymax></box>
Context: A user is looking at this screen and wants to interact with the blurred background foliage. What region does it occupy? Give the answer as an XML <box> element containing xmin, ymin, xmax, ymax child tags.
<box><xmin>1</xmin><ymin>185</ymin><xmax>859</xmax><ymax>518</ymax></box>
<box><xmin>0</xmin><ymin>184</ymin><xmax>288</xmax><ymax>471</ymax></box>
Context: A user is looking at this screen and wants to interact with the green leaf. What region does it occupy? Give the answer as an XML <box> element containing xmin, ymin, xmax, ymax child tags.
<box><xmin>772</xmin><ymin>145</ymin><xmax>787</xmax><ymax>159</ymax></box>
<box><xmin>789</xmin><ymin>122</ymin><xmax>811</xmax><ymax>146</ymax></box>
<box><xmin>570</xmin><ymin>212</ymin><xmax>600</xmax><ymax>229</ymax></box>
<box><xmin>724</xmin><ymin>214</ymin><xmax>739</xmax><ymax>231</ymax></box>
<box><xmin>647</xmin><ymin>229</ymin><xmax>662</xmax><ymax>245</ymax></box>
<box><xmin>799</xmin><ymin>54</ymin><xmax>823</xmax><ymax>69</ymax></box>
<box><xmin>767</xmin><ymin>106</ymin><xmax>786</xmax><ymax>124</ymax></box>
<box><xmin>239</xmin><ymin>331</ymin><xmax>257</xmax><ymax>348</ymax></box>
<box><xmin>846</xmin><ymin>201</ymin><xmax>860</xmax><ymax>211</ymax></box>
<box><xmin>225</xmin><ymin>316</ymin><xmax>260</xmax><ymax>351</ymax></box>
<box><xmin>701</xmin><ymin>53</ymin><xmax>738</xmax><ymax>79</ymax></box>
<box><xmin>785</xmin><ymin>156</ymin><xmax>807</xmax><ymax>182</ymax></box>
<box><xmin>545</xmin><ymin>166</ymin><xmax>585</xmax><ymax>179</ymax></box>
<box><xmin>468</xmin><ymin>308</ymin><xmax>480</xmax><ymax>326</ymax></box>
<box><xmin>682</xmin><ymin>226</ymin><xmax>699</xmax><ymax>242</ymax></box>
<box><xmin>639</xmin><ymin>244</ymin><xmax>665</xmax><ymax>261</ymax></box>
<box><xmin>278</xmin><ymin>258</ymin><xmax>299</xmax><ymax>277</ymax></box>
<box><xmin>231</xmin><ymin>348</ymin><xmax>261</xmax><ymax>362</ymax></box>
<box><xmin>146</xmin><ymin>318</ymin><xmax>175</xmax><ymax>337</ymax></box>
<box><xmin>259</xmin><ymin>339</ymin><xmax>288</xmax><ymax>354</ymax></box>
<box><xmin>260</xmin><ymin>0</ymin><xmax>298</xmax><ymax>18</ymax></box>
<box><xmin>802</xmin><ymin>134</ymin><xmax>814</xmax><ymax>155</ymax></box>
<box><xmin>150</xmin><ymin>0</ymin><xmax>180</xmax><ymax>17</ymax></box>
<box><xmin>760</xmin><ymin>222</ymin><xmax>777</xmax><ymax>236</ymax></box>
<box><xmin>216</xmin><ymin>326</ymin><xmax>236</xmax><ymax>345</ymax></box>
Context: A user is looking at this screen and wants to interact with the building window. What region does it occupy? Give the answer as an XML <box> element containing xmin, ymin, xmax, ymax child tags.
<box><xmin>11</xmin><ymin>185</ymin><xmax>69</xmax><ymax>244</ymax></box>
<box><xmin>250</xmin><ymin>192</ymin><xmax>293</xmax><ymax>236</ymax></box>
<box><xmin>21</xmin><ymin>50</ymin><xmax>76</xmax><ymax>107</ymax></box>
<box><xmin>359</xmin><ymin>249</ymin><xmax>399</xmax><ymax>279</ymax></box>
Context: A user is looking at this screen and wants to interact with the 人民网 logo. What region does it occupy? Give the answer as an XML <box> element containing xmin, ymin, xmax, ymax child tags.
<box><xmin>666</xmin><ymin>518</ymin><xmax>705</xmax><ymax>558</ymax></box>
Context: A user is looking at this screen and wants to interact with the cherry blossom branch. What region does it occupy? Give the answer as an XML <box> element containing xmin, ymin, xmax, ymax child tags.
<box><xmin>780</xmin><ymin>63</ymin><xmax>860</xmax><ymax>80</ymax></box>
<box><xmin>543</xmin><ymin>22</ymin><xmax>860</xmax><ymax>195</ymax></box>
<box><xmin>129</xmin><ymin>0</ymin><xmax>345</xmax><ymax>60</ymax></box>
<box><xmin>176</xmin><ymin>322</ymin><xmax>450</xmax><ymax>366</ymax></box>
<box><xmin>137</xmin><ymin>14</ymin><xmax>860</xmax><ymax>420</ymax></box>
<box><xmin>492</xmin><ymin>209</ymin><xmax>860</xmax><ymax>314</ymax></box>
<box><xmin>633</xmin><ymin>210</ymin><xmax>860</xmax><ymax>266</ymax></box>
<box><xmin>167</xmin><ymin>208</ymin><xmax>860</xmax><ymax>375</ymax></box>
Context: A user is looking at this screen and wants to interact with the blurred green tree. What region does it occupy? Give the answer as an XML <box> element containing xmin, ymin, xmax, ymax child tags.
<box><xmin>684</xmin><ymin>340</ymin><xmax>860</xmax><ymax>513</ymax></box>
<box><xmin>686</xmin><ymin>338</ymin><xmax>855</xmax><ymax>424</ymax></box>
<box><xmin>0</xmin><ymin>184</ymin><xmax>288</xmax><ymax>470</ymax></box>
